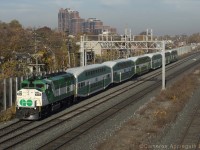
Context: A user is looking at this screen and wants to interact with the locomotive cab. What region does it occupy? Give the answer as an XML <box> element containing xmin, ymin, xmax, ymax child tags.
<box><xmin>16</xmin><ymin>78</ymin><xmax>48</xmax><ymax>120</ymax></box>
<box><xmin>16</xmin><ymin>73</ymin><xmax>75</xmax><ymax>120</ymax></box>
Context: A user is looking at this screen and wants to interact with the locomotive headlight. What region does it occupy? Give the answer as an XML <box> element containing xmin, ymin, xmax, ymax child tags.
<box><xmin>35</xmin><ymin>92</ymin><xmax>41</xmax><ymax>96</ymax></box>
<box><xmin>17</xmin><ymin>91</ymin><xmax>22</xmax><ymax>96</ymax></box>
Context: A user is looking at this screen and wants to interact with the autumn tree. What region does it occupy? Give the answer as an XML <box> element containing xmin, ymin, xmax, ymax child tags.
<box><xmin>188</xmin><ymin>33</ymin><xmax>200</xmax><ymax>43</ymax></box>
<box><xmin>0</xmin><ymin>20</ymin><xmax>82</xmax><ymax>78</ymax></box>
<box><xmin>0</xmin><ymin>60</ymin><xmax>24</xmax><ymax>79</ymax></box>
<box><xmin>0</xmin><ymin>20</ymin><xmax>32</xmax><ymax>60</ymax></box>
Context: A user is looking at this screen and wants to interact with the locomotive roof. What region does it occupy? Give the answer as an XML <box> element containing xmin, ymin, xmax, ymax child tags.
<box><xmin>43</xmin><ymin>73</ymin><xmax>73</xmax><ymax>84</ymax></box>
<box><xmin>66</xmin><ymin>64</ymin><xmax>106</xmax><ymax>76</ymax></box>
<box><xmin>102</xmin><ymin>59</ymin><xmax>132</xmax><ymax>67</ymax></box>
<box><xmin>21</xmin><ymin>76</ymin><xmax>46</xmax><ymax>84</ymax></box>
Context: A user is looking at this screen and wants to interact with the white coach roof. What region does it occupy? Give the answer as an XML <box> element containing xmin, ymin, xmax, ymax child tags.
<box><xmin>102</xmin><ymin>59</ymin><xmax>132</xmax><ymax>68</ymax></box>
<box><xmin>66</xmin><ymin>64</ymin><xmax>107</xmax><ymax>76</ymax></box>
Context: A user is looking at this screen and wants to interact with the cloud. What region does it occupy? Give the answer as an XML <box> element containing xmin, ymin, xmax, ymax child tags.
<box><xmin>48</xmin><ymin>0</ymin><xmax>71</xmax><ymax>6</ymax></box>
<box><xmin>1</xmin><ymin>2</ymin><xmax>36</xmax><ymax>14</ymax></box>
<box><xmin>99</xmin><ymin>0</ymin><xmax>131</xmax><ymax>6</ymax></box>
<box><xmin>47</xmin><ymin>0</ymin><xmax>83</xmax><ymax>7</ymax></box>
<box><xmin>161</xmin><ymin>0</ymin><xmax>200</xmax><ymax>7</ymax></box>
<box><xmin>144</xmin><ymin>0</ymin><xmax>200</xmax><ymax>13</ymax></box>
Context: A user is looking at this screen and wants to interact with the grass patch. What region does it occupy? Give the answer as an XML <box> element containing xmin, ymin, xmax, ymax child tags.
<box><xmin>153</xmin><ymin>72</ymin><xmax>199</xmax><ymax>128</ymax></box>
<box><xmin>0</xmin><ymin>105</ymin><xmax>16</xmax><ymax>122</ymax></box>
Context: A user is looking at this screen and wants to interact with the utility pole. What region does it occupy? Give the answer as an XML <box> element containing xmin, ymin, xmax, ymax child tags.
<box><xmin>32</xmin><ymin>29</ymin><xmax>44</xmax><ymax>75</ymax></box>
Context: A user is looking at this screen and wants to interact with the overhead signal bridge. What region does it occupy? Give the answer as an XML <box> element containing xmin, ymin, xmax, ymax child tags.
<box><xmin>80</xmin><ymin>29</ymin><xmax>165</xmax><ymax>66</ymax></box>
<box><xmin>79</xmin><ymin>29</ymin><xmax>166</xmax><ymax>90</ymax></box>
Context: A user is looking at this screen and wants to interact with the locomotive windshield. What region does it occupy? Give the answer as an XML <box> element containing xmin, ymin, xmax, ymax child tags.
<box><xmin>21</xmin><ymin>83</ymin><xmax>28</xmax><ymax>88</ymax></box>
<box><xmin>35</xmin><ymin>83</ymin><xmax>45</xmax><ymax>91</ymax></box>
<box><xmin>20</xmin><ymin>82</ymin><xmax>34</xmax><ymax>89</ymax></box>
<box><xmin>35</xmin><ymin>84</ymin><xmax>44</xmax><ymax>88</ymax></box>
<box><xmin>20</xmin><ymin>81</ymin><xmax>45</xmax><ymax>90</ymax></box>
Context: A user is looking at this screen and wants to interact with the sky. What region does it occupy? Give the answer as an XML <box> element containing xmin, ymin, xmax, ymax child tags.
<box><xmin>0</xmin><ymin>0</ymin><xmax>200</xmax><ymax>36</ymax></box>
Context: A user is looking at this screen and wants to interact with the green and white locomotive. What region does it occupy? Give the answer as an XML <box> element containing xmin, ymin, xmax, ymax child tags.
<box><xmin>16</xmin><ymin>73</ymin><xmax>75</xmax><ymax>120</ymax></box>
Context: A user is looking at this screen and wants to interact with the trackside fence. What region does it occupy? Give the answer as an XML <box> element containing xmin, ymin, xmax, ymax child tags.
<box><xmin>0</xmin><ymin>77</ymin><xmax>27</xmax><ymax>112</ymax></box>
<box><xmin>171</xmin><ymin>46</ymin><xmax>193</xmax><ymax>56</ymax></box>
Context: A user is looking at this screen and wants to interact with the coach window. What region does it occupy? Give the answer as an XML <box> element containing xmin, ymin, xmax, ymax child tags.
<box><xmin>67</xmin><ymin>86</ymin><xmax>70</xmax><ymax>92</ymax></box>
<box><xmin>81</xmin><ymin>82</ymin><xmax>85</xmax><ymax>87</ymax></box>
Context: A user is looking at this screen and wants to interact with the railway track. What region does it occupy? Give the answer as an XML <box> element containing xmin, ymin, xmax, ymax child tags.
<box><xmin>0</xmin><ymin>120</ymin><xmax>32</xmax><ymax>139</ymax></box>
<box><xmin>0</xmin><ymin>52</ymin><xmax>199</xmax><ymax>149</ymax></box>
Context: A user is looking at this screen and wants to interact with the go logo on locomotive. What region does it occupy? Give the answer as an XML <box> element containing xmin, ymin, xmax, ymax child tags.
<box><xmin>19</xmin><ymin>99</ymin><xmax>33</xmax><ymax>107</ymax></box>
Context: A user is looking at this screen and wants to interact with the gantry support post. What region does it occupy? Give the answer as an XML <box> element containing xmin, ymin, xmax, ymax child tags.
<box><xmin>162</xmin><ymin>41</ymin><xmax>166</xmax><ymax>90</ymax></box>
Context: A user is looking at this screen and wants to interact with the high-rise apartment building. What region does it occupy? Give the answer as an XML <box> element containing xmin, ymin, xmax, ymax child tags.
<box><xmin>58</xmin><ymin>8</ymin><xmax>84</xmax><ymax>35</ymax></box>
<box><xmin>58</xmin><ymin>8</ymin><xmax>69</xmax><ymax>33</ymax></box>
<box><xmin>82</xmin><ymin>18</ymin><xmax>103</xmax><ymax>34</ymax></box>
<box><xmin>58</xmin><ymin>8</ymin><xmax>117</xmax><ymax>35</ymax></box>
<box><xmin>82</xmin><ymin>18</ymin><xmax>117</xmax><ymax>35</ymax></box>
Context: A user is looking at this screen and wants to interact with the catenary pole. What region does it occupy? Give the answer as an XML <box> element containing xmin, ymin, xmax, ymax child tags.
<box><xmin>162</xmin><ymin>41</ymin><xmax>166</xmax><ymax>90</ymax></box>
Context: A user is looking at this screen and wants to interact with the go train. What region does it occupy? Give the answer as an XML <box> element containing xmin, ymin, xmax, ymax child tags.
<box><xmin>16</xmin><ymin>50</ymin><xmax>178</xmax><ymax>120</ymax></box>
